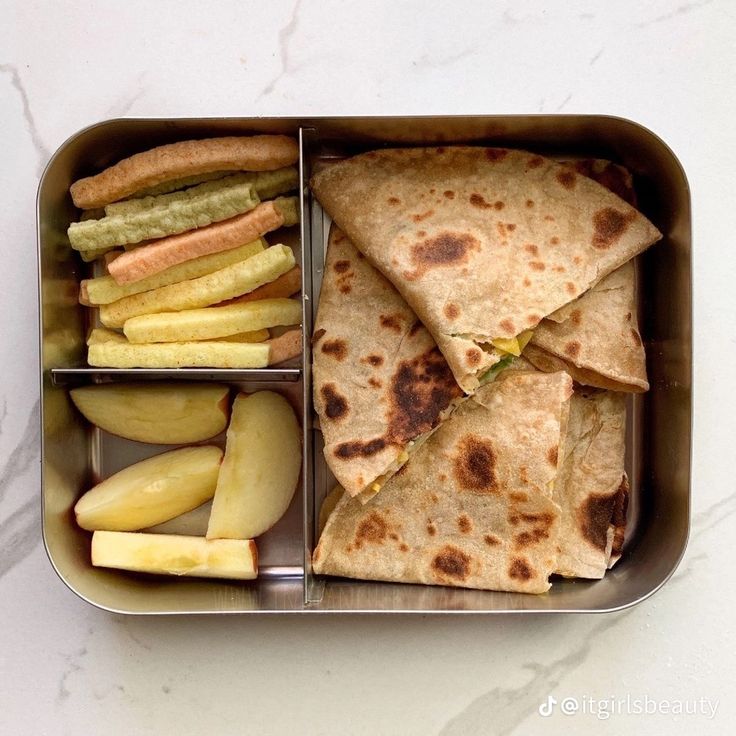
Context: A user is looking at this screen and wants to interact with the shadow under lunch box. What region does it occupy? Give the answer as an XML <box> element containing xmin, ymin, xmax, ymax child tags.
<box><xmin>37</xmin><ymin>115</ymin><xmax>692</xmax><ymax>614</ymax></box>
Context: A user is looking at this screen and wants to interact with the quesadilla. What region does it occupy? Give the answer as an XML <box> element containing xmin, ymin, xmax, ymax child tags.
<box><xmin>313</xmin><ymin>371</ymin><xmax>573</xmax><ymax>594</ymax></box>
<box><xmin>554</xmin><ymin>389</ymin><xmax>629</xmax><ymax>578</ymax></box>
<box><xmin>313</xmin><ymin>226</ymin><xmax>463</xmax><ymax>499</ymax></box>
<box><xmin>311</xmin><ymin>147</ymin><xmax>662</xmax><ymax>392</ymax></box>
<box><xmin>523</xmin><ymin>160</ymin><xmax>648</xmax><ymax>391</ymax></box>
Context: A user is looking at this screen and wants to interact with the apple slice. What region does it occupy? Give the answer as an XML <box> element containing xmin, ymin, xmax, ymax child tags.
<box><xmin>75</xmin><ymin>446</ymin><xmax>222</xmax><ymax>531</ymax></box>
<box><xmin>70</xmin><ymin>382</ymin><xmax>230</xmax><ymax>444</ymax></box>
<box><xmin>207</xmin><ymin>391</ymin><xmax>301</xmax><ymax>540</ymax></box>
<box><xmin>91</xmin><ymin>531</ymin><xmax>257</xmax><ymax>580</ymax></box>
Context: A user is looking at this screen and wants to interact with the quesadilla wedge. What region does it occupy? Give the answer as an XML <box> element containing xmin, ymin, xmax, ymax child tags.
<box><xmin>524</xmin><ymin>261</ymin><xmax>648</xmax><ymax>392</ymax></box>
<box><xmin>554</xmin><ymin>389</ymin><xmax>629</xmax><ymax>578</ymax></box>
<box><xmin>313</xmin><ymin>371</ymin><xmax>573</xmax><ymax>594</ymax></box>
<box><xmin>311</xmin><ymin>147</ymin><xmax>661</xmax><ymax>392</ymax></box>
<box><xmin>524</xmin><ymin>160</ymin><xmax>648</xmax><ymax>391</ymax></box>
<box><xmin>313</xmin><ymin>226</ymin><xmax>463</xmax><ymax>499</ymax></box>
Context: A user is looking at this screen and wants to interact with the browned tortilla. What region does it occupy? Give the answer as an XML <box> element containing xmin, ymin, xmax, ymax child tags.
<box><xmin>311</xmin><ymin>147</ymin><xmax>661</xmax><ymax>391</ymax></box>
<box><xmin>554</xmin><ymin>389</ymin><xmax>628</xmax><ymax>578</ymax></box>
<box><xmin>313</xmin><ymin>371</ymin><xmax>573</xmax><ymax>594</ymax></box>
<box><xmin>313</xmin><ymin>226</ymin><xmax>463</xmax><ymax>498</ymax></box>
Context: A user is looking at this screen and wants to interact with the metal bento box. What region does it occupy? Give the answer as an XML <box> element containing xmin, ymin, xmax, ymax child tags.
<box><xmin>37</xmin><ymin>115</ymin><xmax>691</xmax><ymax>614</ymax></box>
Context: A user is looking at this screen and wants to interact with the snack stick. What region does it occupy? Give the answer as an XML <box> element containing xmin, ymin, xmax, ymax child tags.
<box><xmin>129</xmin><ymin>170</ymin><xmax>230</xmax><ymax>198</ymax></box>
<box><xmin>68</xmin><ymin>181</ymin><xmax>259</xmax><ymax>251</ymax></box>
<box><xmin>108</xmin><ymin>197</ymin><xmax>298</xmax><ymax>285</ymax></box>
<box><xmin>215</xmin><ymin>329</ymin><xmax>269</xmax><ymax>343</ymax></box>
<box><xmin>267</xmin><ymin>329</ymin><xmax>303</xmax><ymax>365</ymax></box>
<box><xmin>105</xmin><ymin>167</ymin><xmax>298</xmax><ymax>217</ymax></box>
<box><xmin>81</xmin><ymin>240</ymin><xmax>264</xmax><ymax>305</ymax></box>
<box><xmin>124</xmin><ymin>298</ymin><xmax>302</xmax><ymax>344</ymax></box>
<box><xmin>80</xmin><ymin>246</ymin><xmax>113</xmax><ymax>262</ymax></box>
<box><xmin>87</xmin><ymin>328</ymin><xmax>127</xmax><ymax>345</ymax></box>
<box><xmin>88</xmin><ymin>339</ymin><xmax>270</xmax><ymax>368</ymax></box>
<box><xmin>70</xmin><ymin>134</ymin><xmax>299</xmax><ymax>209</ymax></box>
<box><xmin>100</xmin><ymin>244</ymin><xmax>295</xmax><ymax>328</ymax></box>
<box><xmin>215</xmin><ymin>265</ymin><xmax>301</xmax><ymax>306</ymax></box>
<box><xmin>103</xmin><ymin>250</ymin><xmax>123</xmax><ymax>267</ymax></box>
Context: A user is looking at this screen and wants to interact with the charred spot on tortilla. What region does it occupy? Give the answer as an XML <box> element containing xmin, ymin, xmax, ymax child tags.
<box><xmin>564</xmin><ymin>340</ymin><xmax>581</xmax><ymax>359</ymax></box>
<box><xmin>387</xmin><ymin>196</ymin><xmax>401</xmax><ymax>205</ymax></box>
<box><xmin>368</xmin><ymin>377</ymin><xmax>382</xmax><ymax>389</ymax></box>
<box><xmin>457</xmin><ymin>514</ymin><xmax>473</xmax><ymax>534</ymax></box>
<box><xmin>412</xmin><ymin>209</ymin><xmax>435</xmax><ymax>223</ymax></box>
<box><xmin>550</xmin><ymin>236</ymin><xmax>560</xmax><ymax>245</ymax></box>
<box><xmin>470</xmin><ymin>193</ymin><xmax>493</xmax><ymax>209</ymax></box>
<box><xmin>529</xmin><ymin>261</ymin><xmax>546</xmax><ymax>271</ymax></box>
<box><xmin>509</xmin><ymin>558</ymin><xmax>534</xmax><ymax>581</ymax></box>
<box><xmin>494</xmin><ymin>201</ymin><xmax>505</xmax><ymax>210</ymax></box>
<box><xmin>515</xmin><ymin>528</ymin><xmax>550</xmax><ymax>548</ymax></box>
<box><xmin>364</xmin><ymin>354</ymin><xmax>384</xmax><ymax>367</ymax></box>
<box><xmin>380</xmin><ymin>313</ymin><xmax>403</xmax><ymax>332</ymax></box>
<box><xmin>631</xmin><ymin>328</ymin><xmax>643</xmax><ymax>346</ymax></box>
<box><xmin>526</xmin><ymin>199</ymin><xmax>535</xmax><ymax>208</ymax></box>
<box><xmin>523</xmin><ymin>277</ymin><xmax>532</xmax><ymax>287</ymax></box>
<box><xmin>547</xmin><ymin>445</ymin><xmax>558</xmax><ymax>467</ymax></box>
<box><xmin>321</xmin><ymin>338</ymin><xmax>348</xmax><ymax>361</ymax></box>
<box><xmin>416</xmin><ymin>230</ymin><xmax>427</xmax><ymax>238</ymax></box>
<box><xmin>333</xmin><ymin>259</ymin><xmax>351</xmax><ymax>274</ymax></box>
<box><xmin>389</xmin><ymin>532</ymin><xmax>399</xmax><ymax>541</ymax></box>
<box><xmin>521</xmin><ymin>512</ymin><xmax>555</xmax><ymax>526</ymax></box>
<box><xmin>579</xmin><ymin>493</ymin><xmax>617</xmax><ymax>550</ymax></box>
<box><xmin>399</xmin><ymin>543</ymin><xmax>410</xmax><ymax>552</ymax></box>
<box><xmin>485</xmin><ymin>148</ymin><xmax>508</xmax><ymax>163</ymax></box>
<box><xmin>544</xmin><ymin>214</ymin><xmax>555</xmax><ymax>222</ymax></box>
<box><xmin>444</xmin><ymin>302</ymin><xmax>461</xmax><ymax>320</ymax></box>
<box><xmin>453</xmin><ymin>435</ymin><xmax>498</xmax><ymax>494</ymax></box>
<box><xmin>409</xmin><ymin>320</ymin><xmax>423</xmax><ymax>337</ymax></box>
<box><xmin>524</xmin><ymin>244</ymin><xmax>539</xmax><ymax>256</ymax></box>
<box><xmin>508</xmin><ymin>513</ymin><xmax>520</xmax><ymax>525</ymax></box>
<box><xmin>527</xmin><ymin>156</ymin><xmax>544</xmax><ymax>169</ymax></box>
<box><xmin>321</xmin><ymin>383</ymin><xmax>349</xmax><ymax>421</ymax></box>
<box><xmin>592</xmin><ymin>207</ymin><xmax>635</xmax><ymax>249</ymax></box>
<box><xmin>509</xmin><ymin>491</ymin><xmax>529</xmax><ymax>503</ymax></box>
<box><xmin>499</xmin><ymin>318</ymin><xmax>516</xmax><ymax>334</ymax></box>
<box><xmin>565</xmin><ymin>281</ymin><xmax>577</xmax><ymax>296</ymax></box>
<box><xmin>311</xmin><ymin>328</ymin><xmax>326</xmax><ymax>345</ymax></box>
<box><xmin>484</xmin><ymin>534</ymin><xmax>501</xmax><ymax>546</ymax></box>
<box><xmin>573</xmin><ymin>255</ymin><xmax>582</xmax><ymax>265</ymax></box>
<box><xmin>443</xmin><ymin>190</ymin><xmax>455</xmax><ymax>199</ymax></box>
<box><xmin>355</xmin><ymin>512</ymin><xmax>388</xmax><ymax>546</ymax></box>
<box><xmin>506</xmin><ymin>223</ymin><xmax>516</xmax><ymax>232</ymax></box>
<box><xmin>334</xmin><ymin>437</ymin><xmax>387</xmax><ymax>459</ymax></box>
<box><xmin>426</xmin><ymin>521</ymin><xmax>437</xmax><ymax>537</ymax></box>
<box><xmin>556</xmin><ymin>170</ymin><xmax>577</xmax><ymax>189</ymax></box>
<box><xmin>526</xmin><ymin>312</ymin><xmax>542</xmax><ymax>327</ymax></box>
<box><xmin>386</xmin><ymin>348</ymin><xmax>461</xmax><ymax>443</ymax></box>
<box><xmin>570</xmin><ymin>309</ymin><xmax>582</xmax><ymax>325</ymax></box>
<box><xmin>407</xmin><ymin>231</ymin><xmax>480</xmax><ymax>279</ymax></box>
<box><xmin>431</xmin><ymin>545</ymin><xmax>471</xmax><ymax>581</ymax></box>
<box><xmin>466</xmin><ymin>347</ymin><xmax>482</xmax><ymax>366</ymax></box>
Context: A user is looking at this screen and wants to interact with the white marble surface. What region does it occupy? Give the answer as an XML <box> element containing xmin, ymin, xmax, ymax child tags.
<box><xmin>1</xmin><ymin>1</ymin><xmax>734</xmax><ymax>733</ymax></box>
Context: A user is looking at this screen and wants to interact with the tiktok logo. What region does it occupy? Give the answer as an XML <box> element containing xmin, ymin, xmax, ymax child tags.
<box><xmin>539</xmin><ymin>696</ymin><xmax>557</xmax><ymax>717</ymax></box>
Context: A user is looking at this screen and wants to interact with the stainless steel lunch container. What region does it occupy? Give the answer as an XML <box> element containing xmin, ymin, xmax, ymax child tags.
<box><xmin>38</xmin><ymin>115</ymin><xmax>691</xmax><ymax>614</ymax></box>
